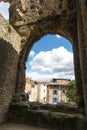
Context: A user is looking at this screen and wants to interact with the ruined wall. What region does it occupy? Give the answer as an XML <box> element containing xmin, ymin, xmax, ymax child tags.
<box><xmin>9</xmin><ymin>0</ymin><xmax>76</xmax><ymax>40</ymax></box>
<box><xmin>76</xmin><ymin>0</ymin><xmax>87</xmax><ymax>116</ymax></box>
<box><xmin>9</xmin><ymin>0</ymin><xmax>77</xmax><ymax>94</ymax></box>
<box><xmin>0</xmin><ymin>0</ymin><xmax>87</xmax><ymax>124</ymax></box>
<box><xmin>0</xmin><ymin>15</ymin><xmax>21</xmax><ymax>124</ymax></box>
<box><xmin>9</xmin><ymin>0</ymin><xmax>85</xmax><ymax>111</ymax></box>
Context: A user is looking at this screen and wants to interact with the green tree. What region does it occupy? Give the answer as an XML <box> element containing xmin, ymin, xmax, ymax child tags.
<box><xmin>66</xmin><ymin>80</ymin><xmax>77</xmax><ymax>103</ymax></box>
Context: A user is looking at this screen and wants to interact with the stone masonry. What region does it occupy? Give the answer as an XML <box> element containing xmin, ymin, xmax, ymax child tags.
<box><xmin>0</xmin><ymin>14</ymin><xmax>21</xmax><ymax>124</ymax></box>
<box><xmin>0</xmin><ymin>0</ymin><xmax>87</xmax><ymax>125</ymax></box>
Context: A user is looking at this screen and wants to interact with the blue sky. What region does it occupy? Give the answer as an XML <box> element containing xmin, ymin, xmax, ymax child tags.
<box><xmin>32</xmin><ymin>34</ymin><xmax>72</xmax><ymax>53</ymax></box>
<box><xmin>26</xmin><ymin>34</ymin><xmax>74</xmax><ymax>81</ymax></box>
<box><xmin>0</xmin><ymin>2</ymin><xmax>75</xmax><ymax>81</ymax></box>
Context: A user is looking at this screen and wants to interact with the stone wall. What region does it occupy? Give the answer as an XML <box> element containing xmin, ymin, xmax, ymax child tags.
<box><xmin>76</xmin><ymin>0</ymin><xmax>87</xmax><ymax>116</ymax></box>
<box><xmin>8</xmin><ymin>102</ymin><xmax>87</xmax><ymax>130</ymax></box>
<box><xmin>0</xmin><ymin>14</ymin><xmax>21</xmax><ymax>124</ymax></box>
<box><xmin>0</xmin><ymin>0</ymin><xmax>87</xmax><ymax>125</ymax></box>
<box><xmin>9</xmin><ymin>0</ymin><xmax>76</xmax><ymax>41</ymax></box>
<box><xmin>9</xmin><ymin>0</ymin><xmax>78</xmax><ymax>97</ymax></box>
<box><xmin>9</xmin><ymin>0</ymin><xmax>85</xmax><ymax>113</ymax></box>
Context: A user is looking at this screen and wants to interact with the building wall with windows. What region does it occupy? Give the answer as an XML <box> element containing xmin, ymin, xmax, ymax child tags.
<box><xmin>47</xmin><ymin>79</ymin><xmax>70</xmax><ymax>104</ymax></box>
<box><xmin>25</xmin><ymin>78</ymin><xmax>70</xmax><ymax>104</ymax></box>
<box><xmin>25</xmin><ymin>79</ymin><xmax>48</xmax><ymax>103</ymax></box>
<box><xmin>25</xmin><ymin>78</ymin><xmax>39</xmax><ymax>102</ymax></box>
<box><xmin>37</xmin><ymin>83</ymin><xmax>47</xmax><ymax>103</ymax></box>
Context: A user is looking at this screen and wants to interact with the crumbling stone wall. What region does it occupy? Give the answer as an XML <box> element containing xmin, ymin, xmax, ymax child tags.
<box><xmin>0</xmin><ymin>15</ymin><xmax>21</xmax><ymax>124</ymax></box>
<box><xmin>76</xmin><ymin>0</ymin><xmax>87</xmax><ymax>116</ymax></box>
<box><xmin>9</xmin><ymin>0</ymin><xmax>78</xmax><ymax>96</ymax></box>
<box><xmin>0</xmin><ymin>0</ymin><xmax>87</xmax><ymax>124</ymax></box>
<box><xmin>9</xmin><ymin>0</ymin><xmax>84</xmax><ymax>111</ymax></box>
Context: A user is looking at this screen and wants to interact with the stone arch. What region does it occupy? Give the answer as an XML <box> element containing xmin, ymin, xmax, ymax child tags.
<box><xmin>16</xmin><ymin>20</ymin><xmax>84</xmax><ymax>113</ymax></box>
<box><xmin>0</xmin><ymin>0</ymin><xmax>87</xmax><ymax>124</ymax></box>
<box><xmin>10</xmin><ymin>0</ymin><xmax>85</xmax><ymax>112</ymax></box>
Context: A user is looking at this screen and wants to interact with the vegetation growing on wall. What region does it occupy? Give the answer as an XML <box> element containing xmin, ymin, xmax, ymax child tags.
<box><xmin>8</xmin><ymin>24</ymin><xmax>13</xmax><ymax>32</ymax></box>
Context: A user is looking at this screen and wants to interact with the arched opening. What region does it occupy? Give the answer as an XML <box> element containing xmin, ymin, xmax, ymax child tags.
<box><xmin>0</xmin><ymin>0</ymin><xmax>87</xmax><ymax>128</ymax></box>
<box><xmin>26</xmin><ymin>34</ymin><xmax>74</xmax><ymax>81</ymax></box>
<box><xmin>26</xmin><ymin>35</ymin><xmax>74</xmax><ymax>81</ymax></box>
<box><xmin>25</xmin><ymin>34</ymin><xmax>75</xmax><ymax>105</ymax></box>
<box><xmin>10</xmin><ymin>32</ymin><xmax>85</xmax><ymax>128</ymax></box>
<box><xmin>0</xmin><ymin>1</ymin><xmax>10</xmax><ymax>21</ymax></box>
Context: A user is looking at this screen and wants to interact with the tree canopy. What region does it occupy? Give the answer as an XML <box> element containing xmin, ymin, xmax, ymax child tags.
<box><xmin>66</xmin><ymin>80</ymin><xmax>77</xmax><ymax>103</ymax></box>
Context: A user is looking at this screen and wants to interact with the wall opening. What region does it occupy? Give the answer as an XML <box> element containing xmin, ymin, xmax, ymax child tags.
<box><xmin>25</xmin><ymin>34</ymin><xmax>76</xmax><ymax>105</ymax></box>
<box><xmin>0</xmin><ymin>1</ymin><xmax>10</xmax><ymax>21</ymax></box>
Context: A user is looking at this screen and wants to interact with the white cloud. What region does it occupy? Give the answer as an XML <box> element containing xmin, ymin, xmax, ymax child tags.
<box><xmin>0</xmin><ymin>2</ymin><xmax>10</xmax><ymax>20</ymax></box>
<box><xmin>26</xmin><ymin>72</ymin><xmax>52</xmax><ymax>82</ymax></box>
<box><xmin>29</xmin><ymin>50</ymin><xmax>36</xmax><ymax>57</ymax></box>
<box><xmin>56</xmin><ymin>34</ymin><xmax>62</xmax><ymax>39</ymax></box>
<box><xmin>26</xmin><ymin>71</ymin><xmax>74</xmax><ymax>82</ymax></box>
<box><xmin>26</xmin><ymin>46</ymin><xmax>75</xmax><ymax>81</ymax></box>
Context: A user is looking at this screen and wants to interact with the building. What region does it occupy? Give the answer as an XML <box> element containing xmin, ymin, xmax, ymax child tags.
<box><xmin>25</xmin><ymin>78</ymin><xmax>38</xmax><ymax>102</ymax></box>
<box><xmin>25</xmin><ymin>78</ymin><xmax>48</xmax><ymax>103</ymax></box>
<box><xmin>47</xmin><ymin>79</ymin><xmax>70</xmax><ymax>104</ymax></box>
<box><xmin>37</xmin><ymin>82</ymin><xmax>47</xmax><ymax>103</ymax></box>
<box><xmin>25</xmin><ymin>78</ymin><xmax>70</xmax><ymax>104</ymax></box>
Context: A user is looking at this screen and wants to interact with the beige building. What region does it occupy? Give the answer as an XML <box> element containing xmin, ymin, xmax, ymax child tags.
<box><xmin>37</xmin><ymin>82</ymin><xmax>48</xmax><ymax>104</ymax></box>
<box><xmin>25</xmin><ymin>78</ymin><xmax>48</xmax><ymax>103</ymax></box>
<box><xmin>47</xmin><ymin>79</ymin><xmax>70</xmax><ymax>104</ymax></box>
<box><xmin>25</xmin><ymin>78</ymin><xmax>70</xmax><ymax>104</ymax></box>
<box><xmin>25</xmin><ymin>78</ymin><xmax>39</xmax><ymax>102</ymax></box>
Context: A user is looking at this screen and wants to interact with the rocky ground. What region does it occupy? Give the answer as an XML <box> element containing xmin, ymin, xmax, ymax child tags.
<box><xmin>0</xmin><ymin>123</ymin><xmax>49</xmax><ymax>130</ymax></box>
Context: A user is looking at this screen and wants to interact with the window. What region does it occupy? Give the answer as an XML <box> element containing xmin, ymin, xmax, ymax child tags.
<box><xmin>43</xmin><ymin>97</ymin><xmax>45</xmax><ymax>100</ymax></box>
<box><xmin>53</xmin><ymin>98</ymin><xmax>58</xmax><ymax>104</ymax></box>
<box><xmin>63</xmin><ymin>90</ymin><xmax>65</xmax><ymax>93</ymax></box>
<box><xmin>53</xmin><ymin>89</ymin><xmax>58</xmax><ymax>95</ymax></box>
<box><xmin>62</xmin><ymin>86</ymin><xmax>65</xmax><ymax>89</ymax></box>
<box><xmin>44</xmin><ymin>89</ymin><xmax>45</xmax><ymax>92</ymax></box>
